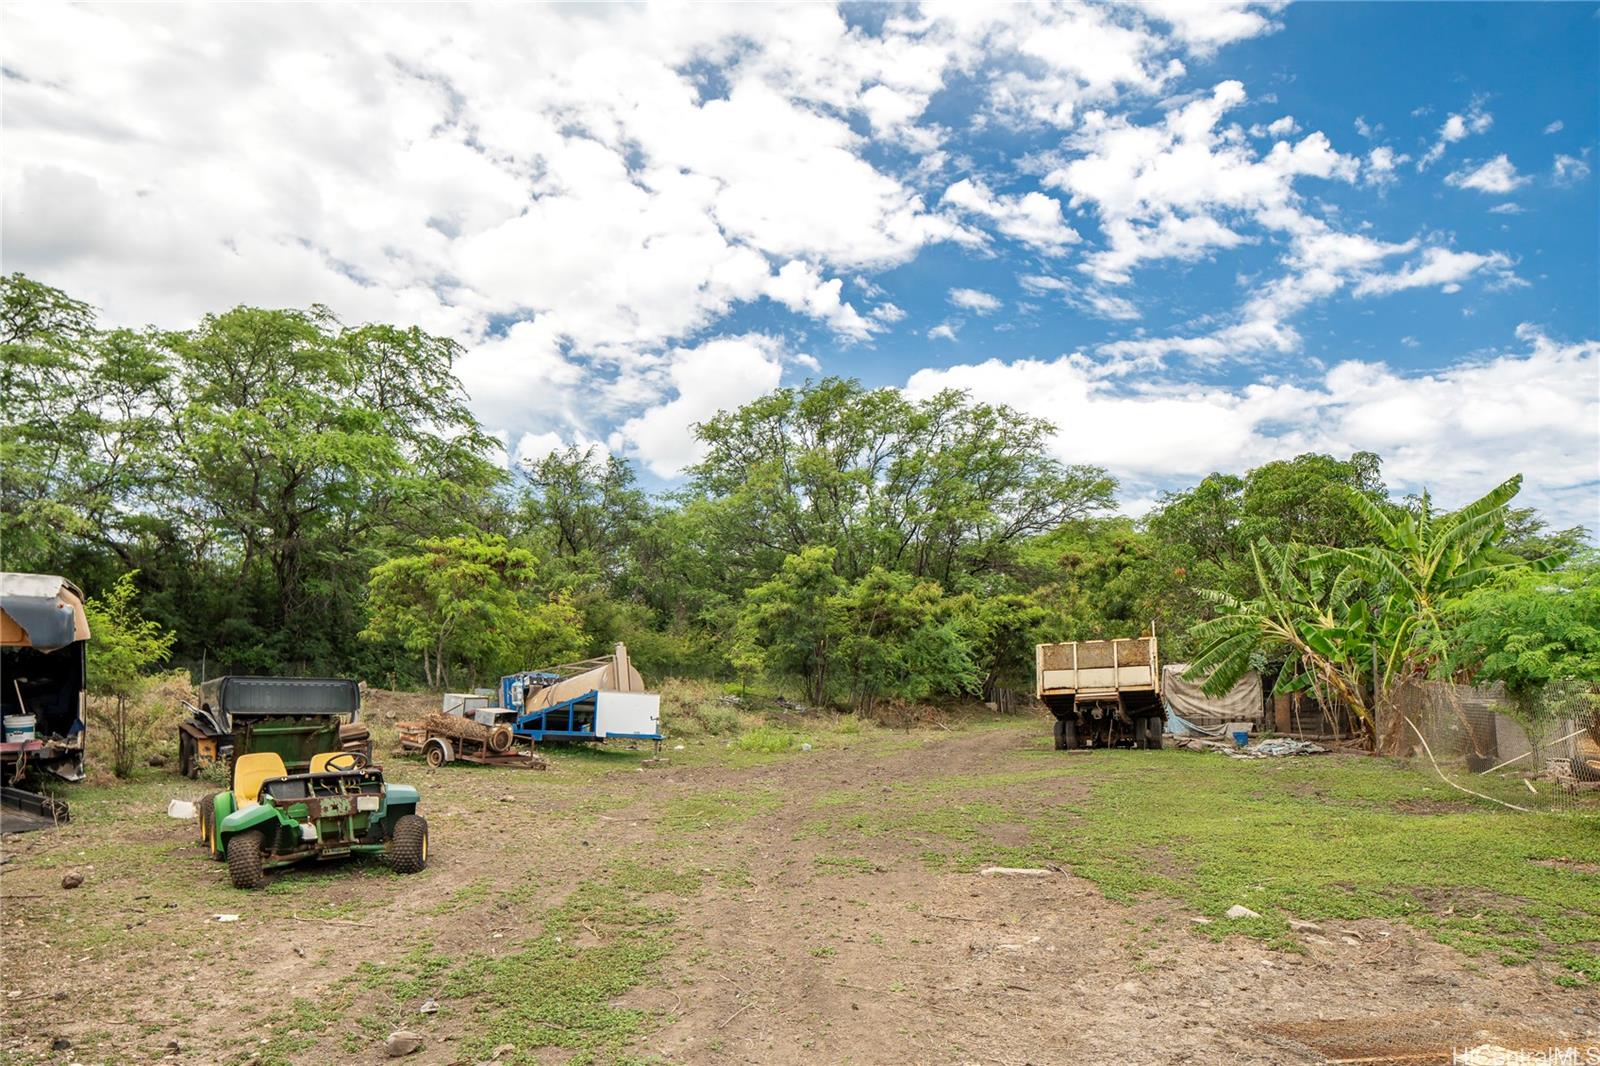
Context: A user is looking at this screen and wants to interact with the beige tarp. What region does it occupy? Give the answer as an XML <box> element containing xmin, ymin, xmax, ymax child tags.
<box><xmin>525</xmin><ymin>643</ymin><xmax>645</xmax><ymax>712</ymax></box>
<box><xmin>1161</xmin><ymin>664</ymin><xmax>1263</xmax><ymax>726</ymax></box>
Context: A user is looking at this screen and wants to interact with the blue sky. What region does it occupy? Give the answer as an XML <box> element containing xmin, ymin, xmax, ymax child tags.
<box><xmin>4</xmin><ymin>2</ymin><xmax>1597</xmax><ymax>527</ymax></box>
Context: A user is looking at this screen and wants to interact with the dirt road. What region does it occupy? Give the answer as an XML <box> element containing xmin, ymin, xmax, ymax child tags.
<box><xmin>1</xmin><ymin>715</ymin><xmax>1595</xmax><ymax>1064</ymax></box>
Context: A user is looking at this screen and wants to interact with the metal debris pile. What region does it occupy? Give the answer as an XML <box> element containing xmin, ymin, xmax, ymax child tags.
<box><xmin>1179</xmin><ymin>736</ymin><xmax>1329</xmax><ymax>759</ymax></box>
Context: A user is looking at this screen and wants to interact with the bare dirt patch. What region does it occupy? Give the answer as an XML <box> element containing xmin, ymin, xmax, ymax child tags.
<box><xmin>2</xmin><ymin>716</ymin><xmax>1596</xmax><ymax>1065</ymax></box>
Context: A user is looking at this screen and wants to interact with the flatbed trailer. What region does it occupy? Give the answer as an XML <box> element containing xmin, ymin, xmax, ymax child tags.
<box><xmin>501</xmin><ymin>644</ymin><xmax>663</xmax><ymax>746</ymax></box>
<box><xmin>397</xmin><ymin>714</ymin><xmax>547</xmax><ymax>769</ymax></box>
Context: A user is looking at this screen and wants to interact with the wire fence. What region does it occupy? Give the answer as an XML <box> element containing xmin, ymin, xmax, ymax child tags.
<box><xmin>1379</xmin><ymin>679</ymin><xmax>1600</xmax><ymax>816</ymax></box>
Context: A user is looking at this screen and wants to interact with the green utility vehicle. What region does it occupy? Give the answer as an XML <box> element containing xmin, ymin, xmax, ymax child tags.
<box><xmin>199</xmin><ymin>749</ymin><xmax>427</xmax><ymax>889</ymax></box>
<box><xmin>178</xmin><ymin>675</ymin><xmax>371</xmax><ymax>779</ymax></box>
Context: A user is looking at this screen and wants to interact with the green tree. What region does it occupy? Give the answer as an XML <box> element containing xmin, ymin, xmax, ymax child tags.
<box><xmin>163</xmin><ymin>308</ymin><xmax>498</xmax><ymax>639</ymax></box>
<box><xmin>832</xmin><ymin>568</ymin><xmax>981</xmax><ymax>711</ymax></box>
<box><xmin>734</xmin><ymin>546</ymin><xmax>846</xmax><ymax>704</ymax></box>
<box><xmin>1138</xmin><ymin>453</ymin><xmax>1389</xmax><ymax>655</ymax></box>
<box><xmin>688</xmin><ymin>379</ymin><xmax>1114</xmax><ymax>592</ymax></box>
<box><xmin>1185</xmin><ymin>540</ymin><xmax>1374</xmax><ymax>733</ymax></box>
<box><xmin>361</xmin><ymin>534</ymin><xmax>585</xmax><ymax>688</ymax></box>
<box><xmin>0</xmin><ymin>277</ymin><xmax>172</xmax><ymax>576</ymax></box>
<box><xmin>1443</xmin><ymin>555</ymin><xmax>1600</xmax><ymax>728</ymax></box>
<box><xmin>84</xmin><ymin>572</ymin><xmax>177</xmax><ymax>778</ymax></box>
<box><xmin>1330</xmin><ymin>475</ymin><xmax>1547</xmax><ymax>747</ymax></box>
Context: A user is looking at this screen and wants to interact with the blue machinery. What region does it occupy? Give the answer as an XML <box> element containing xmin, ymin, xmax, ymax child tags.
<box><xmin>499</xmin><ymin>664</ymin><xmax>664</xmax><ymax>744</ymax></box>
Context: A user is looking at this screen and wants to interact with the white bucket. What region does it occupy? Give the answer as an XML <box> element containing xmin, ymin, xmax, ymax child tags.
<box><xmin>3</xmin><ymin>714</ymin><xmax>36</xmax><ymax>742</ymax></box>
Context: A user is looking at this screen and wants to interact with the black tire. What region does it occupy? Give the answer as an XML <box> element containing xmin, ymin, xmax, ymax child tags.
<box><xmin>227</xmin><ymin>831</ymin><xmax>267</xmax><ymax>890</ymax></box>
<box><xmin>423</xmin><ymin>738</ymin><xmax>452</xmax><ymax>768</ymax></box>
<box><xmin>1055</xmin><ymin>717</ymin><xmax>1078</xmax><ymax>751</ymax></box>
<box><xmin>390</xmin><ymin>814</ymin><xmax>428</xmax><ymax>873</ymax></box>
<box><xmin>1145</xmin><ymin>716</ymin><xmax>1164</xmax><ymax>750</ymax></box>
<box><xmin>1053</xmin><ymin>717</ymin><xmax>1068</xmax><ymax>750</ymax></box>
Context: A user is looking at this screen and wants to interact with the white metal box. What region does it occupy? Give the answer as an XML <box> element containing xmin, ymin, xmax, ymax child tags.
<box><xmin>595</xmin><ymin>691</ymin><xmax>661</xmax><ymax>739</ymax></box>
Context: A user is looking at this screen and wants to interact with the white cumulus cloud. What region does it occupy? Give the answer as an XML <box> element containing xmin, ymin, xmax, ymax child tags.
<box><xmin>904</xmin><ymin>329</ymin><xmax>1600</xmax><ymax>530</ymax></box>
<box><xmin>610</xmin><ymin>335</ymin><xmax>788</xmax><ymax>477</ymax></box>
<box><xmin>948</xmin><ymin>287</ymin><xmax>1002</xmax><ymax>313</ymax></box>
<box><xmin>1445</xmin><ymin>154</ymin><xmax>1530</xmax><ymax>195</ymax></box>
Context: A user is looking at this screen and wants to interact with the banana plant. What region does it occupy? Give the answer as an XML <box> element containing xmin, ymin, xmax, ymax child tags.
<box><xmin>1321</xmin><ymin>474</ymin><xmax>1553</xmax><ymax>700</ymax></box>
<box><xmin>1185</xmin><ymin>539</ymin><xmax>1375</xmax><ymax>734</ymax></box>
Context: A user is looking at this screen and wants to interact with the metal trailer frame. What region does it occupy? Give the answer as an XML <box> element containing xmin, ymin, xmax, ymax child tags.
<box><xmin>395</xmin><ymin>720</ymin><xmax>546</xmax><ymax>769</ymax></box>
<box><xmin>511</xmin><ymin>689</ymin><xmax>664</xmax><ymax>744</ymax></box>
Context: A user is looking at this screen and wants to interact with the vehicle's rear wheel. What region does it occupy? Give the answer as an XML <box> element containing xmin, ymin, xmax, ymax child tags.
<box><xmin>1054</xmin><ymin>717</ymin><xmax>1078</xmax><ymax>751</ymax></box>
<box><xmin>390</xmin><ymin>815</ymin><xmax>428</xmax><ymax>873</ymax></box>
<box><xmin>423</xmin><ymin>738</ymin><xmax>452</xmax><ymax>768</ymax></box>
<box><xmin>1144</xmin><ymin>715</ymin><xmax>1164</xmax><ymax>750</ymax></box>
<box><xmin>226</xmin><ymin>831</ymin><xmax>267</xmax><ymax>890</ymax></box>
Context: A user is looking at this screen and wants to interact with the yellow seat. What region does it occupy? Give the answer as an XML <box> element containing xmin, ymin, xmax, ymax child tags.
<box><xmin>309</xmin><ymin>751</ymin><xmax>354</xmax><ymax>774</ymax></box>
<box><xmin>232</xmin><ymin>752</ymin><xmax>288</xmax><ymax>809</ymax></box>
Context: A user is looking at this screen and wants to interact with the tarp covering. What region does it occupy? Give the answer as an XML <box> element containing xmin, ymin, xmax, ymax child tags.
<box><xmin>0</xmin><ymin>573</ymin><xmax>90</xmax><ymax>652</ymax></box>
<box><xmin>1161</xmin><ymin>664</ymin><xmax>1263</xmax><ymax>727</ymax></box>
<box><xmin>525</xmin><ymin>644</ymin><xmax>645</xmax><ymax>712</ymax></box>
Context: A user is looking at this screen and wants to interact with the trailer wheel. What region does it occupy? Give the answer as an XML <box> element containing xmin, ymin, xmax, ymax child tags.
<box><xmin>1144</xmin><ymin>716</ymin><xmax>1164</xmax><ymax>750</ymax></box>
<box><xmin>1054</xmin><ymin>717</ymin><xmax>1077</xmax><ymax>751</ymax></box>
<box><xmin>423</xmin><ymin>738</ymin><xmax>453</xmax><ymax>768</ymax></box>
<box><xmin>226</xmin><ymin>831</ymin><xmax>267</xmax><ymax>890</ymax></box>
<box><xmin>390</xmin><ymin>815</ymin><xmax>428</xmax><ymax>873</ymax></box>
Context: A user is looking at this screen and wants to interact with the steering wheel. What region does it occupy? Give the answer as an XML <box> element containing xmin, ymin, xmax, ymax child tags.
<box><xmin>324</xmin><ymin>751</ymin><xmax>368</xmax><ymax>772</ymax></box>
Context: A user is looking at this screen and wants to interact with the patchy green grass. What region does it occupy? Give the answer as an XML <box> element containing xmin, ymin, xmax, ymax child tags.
<box><xmin>260</xmin><ymin>863</ymin><xmax>704</xmax><ymax>1065</ymax></box>
<box><xmin>659</xmin><ymin>787</ymin><xmax>781</xmax><ymax>832</ymax></box>
<box><xmin>815</xmin><ymin>748</ymin><xmax>1600</xmax><ymax>985</ymax></box>
<box><xmin>812</xmin><ymin>854</ymin><xmax>881</xmax><ymax>874</ymax></box>
<box><xmin>727</xmin><ymin>725</ymin><xmax>812</xmax><ymax>755</ymax></box>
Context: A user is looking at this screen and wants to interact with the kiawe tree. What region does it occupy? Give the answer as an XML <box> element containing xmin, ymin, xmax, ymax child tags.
<box><xmin>361</xmin><ymin>534</ymin><xmax>586</xmax><ymax>689</ymax></box>
<box><xmin>686</xmin><ymin>378</ymin><xmax>1115</xmax><ymax>593</ymax></box>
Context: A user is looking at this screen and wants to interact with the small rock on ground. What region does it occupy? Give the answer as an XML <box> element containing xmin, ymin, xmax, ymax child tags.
<box><xmin>1224</xmin><ymin>904</ymin><xmax>1261</xmax><ymax>920</ymax></box>
<box><xmin>979</xmin><ymin>866</ymin><xmax>1054</xmax><ymax>877</ymax></box>
<box><xmin>60</xmin><ymin>872</ymin><xmax>83</xmax><ymax>889</ymax></box>
<box><xmin>386</xmin><ymin>1030</ymin><xmax>424</xmax><ymax>1057</ymax></box>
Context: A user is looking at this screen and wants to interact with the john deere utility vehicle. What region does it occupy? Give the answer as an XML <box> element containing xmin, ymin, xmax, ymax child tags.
<box><xmin>199</xmin><ymin>749</ymin><xmax>427</xmax><ymax>889</ymax></box>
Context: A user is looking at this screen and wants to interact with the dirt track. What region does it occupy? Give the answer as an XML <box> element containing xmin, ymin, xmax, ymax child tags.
<box><xmin>1</xmin><ymin>715</ymin><xmax>1596</xmax><ymax>1065</ymax></box>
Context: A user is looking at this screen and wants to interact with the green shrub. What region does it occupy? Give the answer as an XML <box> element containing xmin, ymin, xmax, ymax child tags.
<box><xmin>729</xmin><ymin>725</ymin><xmax>805</xmax><ymax>753</ymax></box>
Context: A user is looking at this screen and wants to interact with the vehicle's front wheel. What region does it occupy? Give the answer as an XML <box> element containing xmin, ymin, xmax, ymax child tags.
<box><xmin>198</xmin><ymin>791</ymin><xmax>218</xmax><ymax>851</ymax></box>
<box><xmin>226</xmin><ymin>831</ymin><xmax>267</xmax><ymax>890</ymax></box>
<box><xmin>391</xmin><ymin>815</ymin><xmax>428</xmax><ymax>874</ymax></box>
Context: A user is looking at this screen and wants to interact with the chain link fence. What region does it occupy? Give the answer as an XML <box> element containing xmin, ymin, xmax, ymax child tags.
<box><xmin>1380</xmin><ymin>679</ymin><xmax>1600</xmax><ymax>815</ymax></box>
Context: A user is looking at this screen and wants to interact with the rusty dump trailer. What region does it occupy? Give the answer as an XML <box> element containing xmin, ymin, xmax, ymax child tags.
<box><xmin>1035</xmin><ymin>635</ymin><xmax>1164</xmax><ymax>750</ymax></box>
